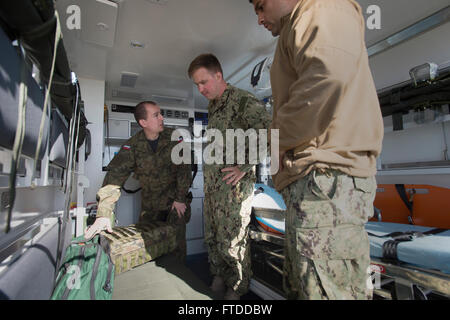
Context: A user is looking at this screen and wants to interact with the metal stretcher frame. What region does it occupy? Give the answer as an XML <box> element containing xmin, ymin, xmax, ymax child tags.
<box><xmin>249</xmin><ymin>228</ymin><xmax>450</xmax><ymax>300</ymax></box>
<box><xmin>370</xmin><ymin>258</ymin><xmax>450</xmax><ymax>299</ymax></box>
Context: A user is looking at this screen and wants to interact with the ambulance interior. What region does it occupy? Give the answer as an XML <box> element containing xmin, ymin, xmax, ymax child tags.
<box><xmin>0</xmin><ymin>0</ymin><xmax>449</xmax><ymax>300</ymax></box>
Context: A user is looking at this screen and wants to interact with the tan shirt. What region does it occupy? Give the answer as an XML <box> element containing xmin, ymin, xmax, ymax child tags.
<box><xmin>270</xmin><ymin>0</ymin><xmax>384</xmax><ymax>191</ymax></box>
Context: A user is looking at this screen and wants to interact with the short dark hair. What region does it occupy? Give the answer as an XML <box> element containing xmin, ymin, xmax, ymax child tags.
<box><xmin>187</xmin><ymin>53</ymin><xmax>223</xmax><ymax>79</ymax></box>
<box><xmin>134</xmin><ymin>100</ymin><xmax>157</xmax><ymax>126</ymax></box>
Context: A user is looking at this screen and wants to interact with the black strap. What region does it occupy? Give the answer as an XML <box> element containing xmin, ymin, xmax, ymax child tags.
<box><xmin>251</xmin><ymin>58</ymin><xmax>267</xmax><ymax>87</ymax></box>
<box><xmin>382</xmin><ymin>240</ymin><xmax>402</xmax><ymax>260</ymax></box>
<box><xmin>191</xmin><ymin>162</ymin><xmax>198</xmax><ymax>188</ymax></box>
<box><xmin>422</xmin><ymin>228</ymin><xmax>448</xmax><ymax>236</ymax></box>
<box><xmin>367</xmin><ymin>228</ymin><xmax>447</xmax><ymax>261</ymax></box>
<box><xmin>90</xmin><ymin>242</ymin><xmax>103</xmax><ymax>300</ymax></box>
<box><xmin>122</xmin><ymin>186</ymin><xmax>141</xmax><ymax>194</ymax></box>
<box><xmin>367</xmin><ymin>228</ymin><xmax>447</xmax><ymax>240</ymax></box>
<box><xmin>395</xmin><ymin>184</ymin><xmax>414</xmax><ymax>224</ymax></box>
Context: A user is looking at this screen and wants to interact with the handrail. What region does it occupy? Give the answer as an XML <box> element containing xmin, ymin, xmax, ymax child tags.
<box><xmin>0</xmin><ymin>211</ymin><xmax>59</xmax><ymax>260</ymax></box>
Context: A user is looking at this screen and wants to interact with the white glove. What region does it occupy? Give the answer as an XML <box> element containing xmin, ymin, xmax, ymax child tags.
<box><xmin>84</xmin><ymin>217</ymin><xmax>113</xmax><ymax>240</ymax></box>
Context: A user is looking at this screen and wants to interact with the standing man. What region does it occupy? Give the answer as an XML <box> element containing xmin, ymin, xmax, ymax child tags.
<box><xmin>249</xmin><ymin>0</ymin><xmax>384</xmax><ymax>299</ymax></box>
<box><xmin>85</xmin><ymin>101</ymin><xmax>192</xmax><ymax>262</ymax></box>
<box><xmin>188</xmin><ymin>54</ymin><xmax>271</xmax><ymax>300</ymax></box>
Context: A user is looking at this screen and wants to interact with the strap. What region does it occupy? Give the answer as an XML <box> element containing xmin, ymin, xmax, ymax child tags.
<box><xmin>31</xmin><ymin>10</ymin><xmax>62</xmax><ymax>183</ymax></box>
<box><xmin>367</xmin><ymin>227</ymin><xmax>447</xmax><ymax>240</ymax></box>
<box><xmin>5</xmin><ymin>46</ymin><xmax>28</xmax><ymax>233</ymax></box>
<box><xmin>55</xmin><ymin>79</ymin><xmax>82</xmax><ymax>282</ymax></box>
<box><xmin>395</xmin><ymin>184</ymin><xmax>414</xmax><ymax>224</ymax></box>
<box><xmin>122</xmin><ymin>186</ymin><xmax>141</xmax><ymax>194</ymax></box>
<box><xmin>423</xmin><ymin>228</ymin><xmax>447</xmax><ymax>235</ymax></box>
<box><xmin>191</xmin><ymin>162</ymin><xmax>198</xmax><ymax>188</ymax></box>
<box><xmin>382</xmin><ymin>240</ymin><xmax>402</xmax><ymax>260</ymax></box>
<box><xmin>90</xmin><ymin>242</ymin><xmax>103</xmax><ymax>300</ymax></box>
<box><xmin>99</xmin><ymin>235</ymin><xmax>114</xmax><ymax>294</ymax></box>
<box><xmin>368</xmin><ymin>228</ymin><xmax>448</xmax><ymax>262</ymax></box>
<box><xmin>251</xmin><ymin>58</ymin><xmax>267</xmax><ymax>87</ymax></box>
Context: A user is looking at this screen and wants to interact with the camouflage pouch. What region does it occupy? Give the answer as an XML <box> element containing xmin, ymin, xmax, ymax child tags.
<box><xmin>102</xmin><ymin>221</ymin><xmax>177</xmax><ymax>275</ymax></box>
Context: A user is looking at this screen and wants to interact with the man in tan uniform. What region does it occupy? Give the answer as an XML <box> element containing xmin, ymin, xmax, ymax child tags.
<box><xmin>249</xmin><ymin>0</ymin><xmax>384</xmax><ymax>299</ymax></box>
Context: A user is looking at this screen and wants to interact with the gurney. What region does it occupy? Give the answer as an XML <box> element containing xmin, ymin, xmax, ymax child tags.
<box><xmin>249</xmin><ymin>184</ymin><xmax>450</xmax><ymax>300</ymax></box>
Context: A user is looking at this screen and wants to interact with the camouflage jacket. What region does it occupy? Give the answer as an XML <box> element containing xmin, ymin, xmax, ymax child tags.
<box><xmin>204</xmin><ymin>84</ymin><xmax>271</xmax><ymax>195</ymax></box>
<box><xmin>98</xmin><ymin>128</ymin><xmax>192</xmax><ymax>218</ymax></box>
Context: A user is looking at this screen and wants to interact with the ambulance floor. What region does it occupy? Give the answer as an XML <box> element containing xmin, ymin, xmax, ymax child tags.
<box><xmin>112</xmin><ymin>252</ymin><xmax>261</xmax><ymax>300</ymax></box>
<box><xmin>112</xmin><ymin>253</ymin><xmax>216</xmax><ymax>300</ymax></box>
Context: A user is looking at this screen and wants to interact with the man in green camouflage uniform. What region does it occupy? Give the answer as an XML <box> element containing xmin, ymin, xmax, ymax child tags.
<box><xmin>250</xmin><ymin>0</ymin><xmax>384</xmax><ymax>299</ymax></box>
<box><xmin>188</xmin><ymin>53</ymin><xmax>271</xmax><ymax>300</ymax></box>
<box><xmin>85</xmin><ymin>101</ymin><xmax>192</xmax><ymax>262</ymax></box>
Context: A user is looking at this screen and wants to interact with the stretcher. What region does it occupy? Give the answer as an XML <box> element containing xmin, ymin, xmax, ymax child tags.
<box><xmin>249</xmin><ymin>184</ymin><xmax>450</xmax><ymax>300</ymax></box>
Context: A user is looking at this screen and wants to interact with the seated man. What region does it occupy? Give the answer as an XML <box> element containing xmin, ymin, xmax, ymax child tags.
<box><xmin>85</xmin><ymin>101</ymin><xmax>192</xmax><ymax>262</ymax></box>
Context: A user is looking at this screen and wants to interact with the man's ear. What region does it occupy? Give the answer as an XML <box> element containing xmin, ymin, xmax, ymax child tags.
<box><xmin>138</xmin><ymin>118</ymin><xmax>146</xmax><ymax>128</ymax></box>
<box><xmin>215</xmin><ymin>71</ymin><xmax>223</xmax><ymax>81</ymax></box>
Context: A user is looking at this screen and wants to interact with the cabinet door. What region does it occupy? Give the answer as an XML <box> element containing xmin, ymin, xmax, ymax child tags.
<box><xmin>186</xmin><ymin>197</ymin><xmax>203</xmax><ymax>240</ymax></box>
<box><xmin>108</xmin><ymin>119</ymin><xmax>129</xmax><ymax>138</ymax></box>
<box><xmin>190</xmin><ymin>172</ymin><xmax>204</xmax><ymax>198</ymax></box>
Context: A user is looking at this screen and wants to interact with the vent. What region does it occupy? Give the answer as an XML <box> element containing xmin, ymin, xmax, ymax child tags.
<box><xmin>1</xmin><ymin>191</ymin><xmax>9</xmax><ymax>213</ymax></box>
<box><xmin>111</xmin><ymin>89</ymin><xmax>143</xmax><ymax>101</ymax></box>
<box><xmin>111</xmin><ymin>104</ymin><xmax>135</xmax><ymax>113</ymax></box>
<box><xmin>120</xmin><ymin>72</ymin><xmax>139</xmax><ymax>88</ymax></box>
<box><xmin>151</xmin><ymin>94</ymin><xmax>187</xmax><ymax>105</ymax></box>
<box><xmin>161</xmin><ymin>109</ymin><xmax>189</xmax><ymax>119</ymax></box>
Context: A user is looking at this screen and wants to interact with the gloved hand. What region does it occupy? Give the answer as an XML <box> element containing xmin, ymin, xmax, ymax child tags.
<box><xmin>84</xmin><ymin>217</ymin><xmax>113</xmax><ymax>240</ymax></box>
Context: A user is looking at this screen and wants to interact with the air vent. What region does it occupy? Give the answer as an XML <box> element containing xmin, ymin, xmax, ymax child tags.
<box><xmin>111</xmin><ymin>104</ymin><xmax>135</xmax><ymax>113</ymax></box>
<box><xmin>120</xmin><ymin>72</ymin><xmax>139</xmax><ymax>88</ymax></box>
<box><xmin>161</xmin><ymin>109</ymin><xmax>189</xmax><ymax>119</ymax></box>
<box><xmin>111</xmin><ymin>89</ymin><xmax>143</xmax><ymax>101</ymax></box>
<box><xmin>152</xmin><ymin>94</ymin><xmax>187</xmax><ymax>105</ymax></box>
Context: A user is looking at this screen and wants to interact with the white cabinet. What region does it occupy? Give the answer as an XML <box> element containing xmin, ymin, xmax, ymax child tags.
<box><xmin>108</xmin><ymin>119</ymin><xmax>129</xmax><ymax>138</ymax></box>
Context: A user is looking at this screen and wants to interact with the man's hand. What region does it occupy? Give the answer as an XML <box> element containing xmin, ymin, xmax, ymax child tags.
<box><xmin>84</xmin><ymin>217</ymin><xmax>113</xmax><ymax>240</ymax></box>
<box><xmin>221</xmin><ymin>166</ymin><xmax>246</xmax><ymax>186</ymax></box>
<box><xmin>171</xmin><ymin>201</ymin><xmax>187</xmax><ymax>219</ymax></box>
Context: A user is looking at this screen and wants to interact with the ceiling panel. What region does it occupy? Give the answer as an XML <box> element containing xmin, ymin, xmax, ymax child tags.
<box><xmin>55</xmin><ymin>0</ymin><xmax>450</xmax><ymax>109</ymax></box>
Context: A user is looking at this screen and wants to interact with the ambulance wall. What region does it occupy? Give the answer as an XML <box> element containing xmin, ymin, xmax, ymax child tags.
<box><xmin>369</xmin><ymin>21</ymin><xmax>450</xmax><ymax>189</ymax></box>
<box><xmin>78</xmin><ymin>78</ymin><xmax>106</xmax><ymax>205</ymax></box>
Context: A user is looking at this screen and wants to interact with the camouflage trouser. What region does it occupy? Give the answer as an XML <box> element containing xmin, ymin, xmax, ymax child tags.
<box><xmin>280</xmin><ymin>169</ymin><xmax>376</xmax><ymax>300</ymax></box>
<box><xmin>204</xmin><ymin>190</ymin><xmax>253</xmax><ymax>296</ymax></box>
<box><xmin>167</xmin><ymin>206</ymin><xmax>191</xmax><ymax>263</ymax></box>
